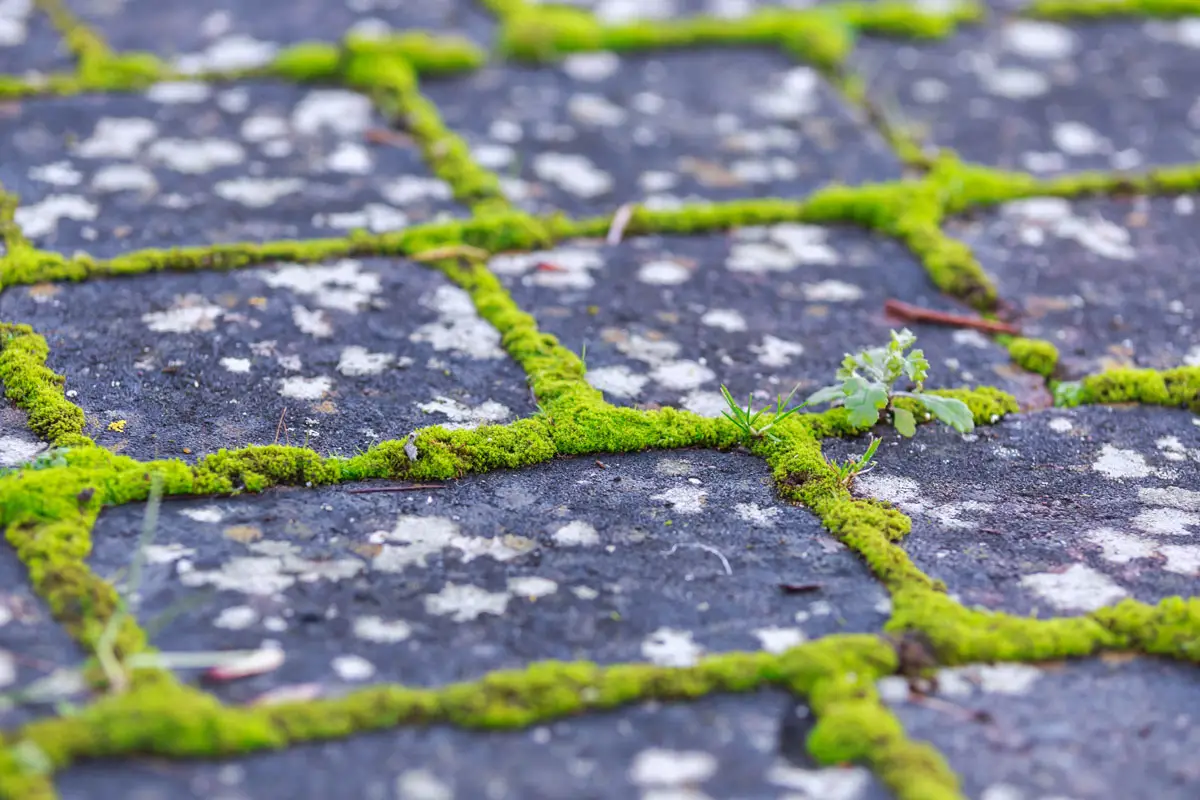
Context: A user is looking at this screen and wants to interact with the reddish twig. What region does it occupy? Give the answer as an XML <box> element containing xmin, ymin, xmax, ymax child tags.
<box><xmin>884</xmin><ymin>299</ymin><xmax>1019</xmax><ymax>335</ymax></box>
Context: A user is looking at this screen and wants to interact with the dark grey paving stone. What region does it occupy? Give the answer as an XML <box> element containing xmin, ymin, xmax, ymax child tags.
<box><xmin>0</xmin><ymin>540</ymin><xmax>89</xmax><ymax>730</ymax></box>
<box><xmin>65</xmin><ymin>0</ymin><xmax>495</xmax><ymax>62</ymax></box>
<box><xmin>0</xmin><ymin>83</ymin><xmax>462</xmax><ymax>258</ymax></box>
<box><xmin>488</xmin><ymin>229</ymin><xmax>1034</xmax><ymax>418</ymax></box>
<box><xmin>824</xmin><ymin>405</ymin><xmax>1200</xmax><ymax>618</ymax></box>
<box><xmin>0</xmin><ymin>2</ymin><xmax>74</xmax><ymax>76</ymax></box>
<box><xmin>878</xmin><ymin>656</ymin><xmax>1200</xmax><ymax>800</ymax></box>
<box><xmin>952</xmin><ymin>193</ymin><xmax>1200</xmax><ymax>378</ymax></box>
<box><xmin>421</xmin><ymin>48</ymin><xmax>902</xmax><ymax>218</ymax></box>
<box><xmin>0</xmin><ymin>258</ymin><xmax>534</xmax><ymax>461</ymax></box>
<box><xmin>56</xmin><ymin>691</ymin><xmax>891</xmax><ymax>800</ymax></box>
<box><xmin>851</xmin><ymin>19</ymin><xmax>1200</xmax><ymax>173</ymax></box>
<box><xmin>86</xmin><ymin>449</ymin><xmax>890</xmax><ymax>703</ymax></box>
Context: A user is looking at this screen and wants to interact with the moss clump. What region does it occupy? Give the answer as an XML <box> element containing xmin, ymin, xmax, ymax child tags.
<box><xmin>0</xmin><ymin>325</ymin><xmax>91</xmax><ymax>446</ymax></box>
<box><xmin>1029</xmin><ymin>0</ymin><xmax>1200</xmax><ymax>18</ymax></box>
<box><xmin>1075</xmin><ymin>366</ymin><xmax>1200</xmax><ymax>412</ymax></box>
<box><xmin>1007</xmin><ymin>337</ymin><xmax>1059</xmax><ymax>377</ymax></box>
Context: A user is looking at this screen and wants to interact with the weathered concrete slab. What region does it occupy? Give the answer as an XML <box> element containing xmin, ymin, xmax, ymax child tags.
<box><xmin>421</xmin><ymin>48</ymin><xmax>901</xmax><ymax>218</ymax></box>
<box><xmin>953</xmin><ymin>193</ymin><xmax>1200</xmax><ymax>377</ymax></box>
<box><xmin>0</xmin><ymin>83</ymin><xmax>461</xmax><ymax>257</ymax></box>
<box><xmin>825</xmin><ymin>405</ymin><xmax>1200</xmax><ymax>617</ymax></box>
<box><xmin>0</xmin><ymin>541</ymin><xmax>88</xmax><ymax>729</ymax></box>
<box><xmin>851</xmin><ymin>19</ymin><xmax>1200</xmax><ymax>173</ymax></box>
<box><xmin>64</xmin><ymin>0</ymin><xmax>495</xmax><ymax>61</ymax></box>
<box><xmin>0</xmin><ymin>394</ymin><xmax>47</xmax><ymax>467</ymax></box>
<box><xmin>489</xmin><ymin>229</ymin><xmax>1035</xmax><ymax>417</ymax></box>
<box><xmin>86</xmin><ymin>449</ymin><xmax>889</xmax><ymax>702</ymax></box>
<box><xmin>878</xmin><ymin>656</ymin><xmax>1200</xmax><ymax>799</ymax></box>
<box><xmin>56</xmin><ymin>690</ymin><xmax>891</xmax><ymax>800</ymax></box>
<box><xmin>0</xmin><ymin>258</ymin><xmax>534</xmax><ymax>461</ymax></box>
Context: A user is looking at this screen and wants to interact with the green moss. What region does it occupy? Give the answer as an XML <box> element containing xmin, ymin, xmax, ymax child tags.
<box><xmin>1007</xmin><ymin>337</ymin><xmax>1059</xmax><ymax>377</ymax></box>
<box><xmin>1071</xmin><ymin>366</ymin><xmax>1200</xmax><ymax>412</ymax></box>
<box><xmin>0</xmin><ymin>325</ymin><xmax>91</xmax><ymax>446</ymax></box>
<box><xmin>1029</xmin><ymin>0</ymin><xmax>1200</xmax><ymax>18</ymax></box>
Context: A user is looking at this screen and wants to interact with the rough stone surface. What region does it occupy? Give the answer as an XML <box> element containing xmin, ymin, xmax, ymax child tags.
<box><xmin>0</xmin><ymin>1</ymin><xmax>74</xmax><ymax>75</ymax></box>
<box><xmin>879</xmin><ymin>656</ymin><xmax>1200</xmax><ymax>800</ymax></box>
<box><xmin>87</xmin><ymin>450</ymin><xmax>889</xmax><ymax>700</ymax></box>
<box><xmin>0</xmin><ymin>84</ymin><xmax>461</xmax><ymax>257</ymax></box>
<box><xmin>422</xmin><ymin>49</ymin><xmax>902</xmax><ymax>218</ymax></box>
<box><xmin>0</xmin><ymin>258</ymin><xmax>534</xmax><ymax>461</ymax></box>
<box><xmin>826</xmin><ymin>405</ymin><xmax>1200</xmax><ymax>617</ymax></box>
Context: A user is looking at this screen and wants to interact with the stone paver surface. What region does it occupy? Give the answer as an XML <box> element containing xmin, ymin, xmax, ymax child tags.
<box><xmin>1</xmin><ymin>2</ymin><xmax>1199</xmax><ymax>800</ymax></box>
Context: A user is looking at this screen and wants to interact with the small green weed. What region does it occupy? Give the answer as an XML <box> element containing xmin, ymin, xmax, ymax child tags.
<box><xmin>832</xmin><ymin>435</ymin><xmax>881</xmax><ymax>489</ymax></box>
<box><xmin>806</xmin><ymin>329</ymin><xmax>974</xmax><ymax>436</ymax></box>
<box><xmin>719</xmin><ymin>382</ymin><xmax>809</xmax><ymax>444</ymax></box>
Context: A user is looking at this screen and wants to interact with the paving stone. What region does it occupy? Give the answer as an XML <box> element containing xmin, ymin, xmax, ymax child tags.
<box><xmin>878</xmin><ymin>656</ymin><xmax>1200</xmax><ymax>799</ymax></box>
<box><xmin>0</xmin><ymin>258</ymin><xmax>534</xmax><ymax>461</ymax></box>
<box><xmin>0</xmin><ymin>1</ymin><xmax>75</xmax><ymax>76</ymax></box>
<box><xmin>851</xmin><ymin>19</ymin><xmax>1200</xmax><ymax>174</ymax></box>
<box><xmin>421</xmin><ymin>48</ymin><xmax>901</xmax><ymax>218</ymax></box>
<box><xmin>0</xmin><ymin>541</ymin><xmax>89</xmax><ymax>730</ymax></box>
<box><xmin>0</xmin><ymin>394</ymin><xmax>48</xmax><ymax>467</ymax></box>
<box><xmin>86</xmin><ymin>449</ymin><xmax>890</xmax><ymax>702</ymax></box>
<box><xmin>824</xmin><ymin>405</ymin><xmax>1200</xmax><ymax>617</ymax></box>
<box><xmin>56</xmin><ymin>691</ymin><xmax>891</xmax><ymax>800</ymax></box>
<box><xmin>65</xmin><ymin>0</ymin><xmax>495</xmax><ymax>64</ymax></box>
<box><xmin>0</xmin><ymin>83</ymin><xmax>461</xmax><ymax>258</ymax></box>
<box><xmin>952</xmin><ymin>193</ymin><xmax>1200</xmax><ymax>377</ymax></box>
<box><xmin>490</xmin><ymin>229</ymin><xmax>1036</xmax><ymax>417</ymax></box>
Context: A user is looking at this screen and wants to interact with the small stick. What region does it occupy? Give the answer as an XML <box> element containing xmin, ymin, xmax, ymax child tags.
<box><xmin>411</xmin><ymin>244</ymin><xmax>489</xmax><ymax>263</ymax></box>
<box><xmin>365</xmin><ymin>127</ymin><xmax>412</xmax><ymax>147</ymax></box>
<box><xmin>884</xmin><ymin>299</ymin><xmax>1020</xmax><ymax>335</ymax></box>
<box><xmin>273</xmin><ymin>406</ymin><xmax>287</xmax><ymax>446</ymax></box>
<box><xmin>779</xmin><ymin>582</ymin><xmax>823</xmax><ymax>594</ymax></box>
<box><xmin>346</xmin><ymin>484</ymin><xmax>447</xmax><ymax>495</ymax></box>
<box><xmin>606</xmin><ymin>203</ymin><xmax>636</xmax><ymax>245</ymax></box>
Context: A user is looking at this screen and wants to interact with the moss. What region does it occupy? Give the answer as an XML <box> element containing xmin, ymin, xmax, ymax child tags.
<box><xmin>0</xmin><ymin>738</ymin><xmax>56</xmax><ymax>800</ymax></box>
<box><xmin>0</xmin><ymin>325</ymin><xmax>91</xmax><ymax>446</ymax></box>
<box><xmin>1073</xmin><ymin>366</ymin><xmax>1200</xmax><ymax>412</ymax></box>
<box><xmin>1007</xmin><ymin>337</ymin><xmax>1059</xmax><ymax>377</ymax></box>
<box><xmin>1029</xmin><ymin>0</ymin><xmax>1200</xmax><ymax>18</ymax></box>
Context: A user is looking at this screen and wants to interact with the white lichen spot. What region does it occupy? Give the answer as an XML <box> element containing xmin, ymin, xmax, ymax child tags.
<box><xmin>410</xmin><ymin>286</ymin><xmax>505</xmax><ymax>359</ymax></box>
<box><xmin>734</xmin><ymin>502</ymin><xmax>780</xmax><ymax>527</ymax></box>
<box><xmin>586</xmin><ymin>365</ymin><xmax>649</xmax><ymax>398</ymax></box>
<box><xmin>180</xmin><ymin>540</ymin><xmax>362</xmax><ymax>595</ymax></box>
<box><xmin>753</xmin><ymin>627</ymin><xmax>806</xmax><ymax>654</ymax></box>
<box><xmin>372</xmin><ymin>515</ymin><xmax>532</xmax><ymax>573</ymax></box>
<box><xmin>0</xmin><ymin>651</ymin><xmax>15</xmax><ymax>689</ymax></box>
<box><xmin>92</xmin><ymin>164</ymin><xmax>158</xmax><ymax>194</ymax></box>
<box><xmin>951</xmin><ymin>329</ymin><xmax>991</xmax><ymax>349</ymax></box>
<box><xmin>699</xmin><ymin>309</ymin><xmax>747</xmax><ymax>332</ymax></box>
<box><xmin>1020</xmin><ymin>563</ymin><xmax>1127</xmax><ymax>611</ymax></box>
<box><xmin>220</xmin><ymin>357</ymin><xmax>251</xmax><ymax>374</ymax></box>
<box><xmin>981</xmin><ymin>66</ymin><xmax>1049</xmax><ymax>99</ymax></box>
<box><xmin>0</xmin><ymin>436</ymin><xmax>46</xmax><ymax>467</ymax></box>
<box><xmin>176</xmin><ymin>34</ymin><xmax>278</xmax><ymax>73</ymax></box>
<box><xmin>1052</xmin><ymin>121</ymin><xmax>1108</xmax><ymax>156</ymax></box>
<box><xmin>1092</xmin><ymin>444</ymin><xmax>1152</xmax><ymax>479</ymax></box>
<box><xmin>1131</xmin><ymin>507</ymin><xmax>1199</xmax><ymax>536</ymax></box>
<box><xmin>629</xmin><ymin>748</ymin><xmax>717</xmax><ymax>787</ymax></box>
<box><xmin>637</xmin><ymin>260</ymin><xmax>691</xmax><ymax>285</ymax></box>
<box><xmin>641</xmin><ymin>627</ymin><xmax>704</xmax><ymax>667</ymax></box>
<box><xmin>561</xmin><ymin>52</ymin><xmax>620</xmax><ymax>81</ymax></box>
<box><xmin>337</xmin><ymin>346</ymin><xmax>393</xmax><ymax>376</ymax></box>
<box><xmin>651</xmin><ymin>485</ymin><xmax>707</xmax><ymax>514</ymax></box>
<box><xmin>332</xmin><ymin>654</ymin><xmax>376</xmax><ymax>681</ymax></box>
<box><xmin>488</xmin><ymin>247</ymin><xmax>603</xmax><ymax>290</ymax></box>
<box><xmin>180</xmin><ymin>506</ymin><xmax>224</xmax><ymax>524</ymax></box>
<box><xmin>750</xmin><ymin>334</ymin><xmax>804</xmax><ymax>367</ymax></box>
<box><xmin>531</xmin><ymin>152</ymin><xmax>613</xmax><ymax>198</ymax></box>
<box><xmin>381</xmin><ymin>176</ymin><xmax>452</xmax><ymax>206</ymax></box>
<box><xmin>352</xmin><ymin>616</ymin><xmax>412</xmax><ymax>643</ymax></box>
<box><xmin>1047</xmin><ymin>417</ymin><xmax>1074</xmax><ymax>433</ymax></box>
<box><xmin>142</xmin><ymin>303</ymin><xmax>223</xmax><ymax>334</ymax></box>
<box><xmin>802</xmin><ymin>280</ymin><xmax>863</xmax><ymax>303</ymax></box>
<box><xmin>553</xmin><ymin>520</ymin><xmax>600</xmax><ymax>547</ymax></box>
<box><xmin>278</xmin><ymin>375</ymin><xmax>332</xmax><ymax>400</ymax></box>
<box><xmin>291</xmin><ymin>305</ymin><xmax>332</xmax><ymax>338</ymax></box>
<box><xmin>766</xmin><ymin>762</ymin><xmax>870</xmax><ymax>800</ymax></box>
<box><xmin>291</xmin><ymin>89</ymin><xmax>374</xmax><ymax>135</ymax></box>
<box><xmin>14</xmin><ymin>195</ymin><xmax>98</xmax><ymax>239</ymax></box>
<box><xmin>1140</xmin><ymin>486</ymin><xmax>1200</xmax><ymax>512</ymax></box>
<box><xmin>1159</xmin><ymin>545</ymin><xmax>1200</xmax><ymax>575</ymax></box>
<box><xmin>507</xmin><ymin>576</ymin><xmax>558</xmax><ymax>598</ymax></box>
<box><xmin>326</xmin><ymin>141</ymin><xmax>372</xmax><ymax>174</ymax></box>
<box><xmin>1086</xmin><ymin>528</ymin><xmax>1158</xmax><ymax>564</ymax></box>
<box><xmin>680</xmin><ymin>390</ymin><xmax>728</xmax><ymax>418</ymax></box>
<box><xmin>1003</xmin><ymin>20</ymin><xmax>1075</xmax><ymax>60</ymax></box>
<box><xmin>568</xmin><ymin>93</ymin><xmax>628</xmax><ymax>126</ymax></box>
<box><xmin>146</xmin><ymin>81</ymin><xmax>212</xmax><ymax>103</ymax></box>
<box><xmin>314</xmin><ymin>204</ymin><xmax>409</xmax><ymax>234</ymax></box>
<box><xmin>418</xmin><ymin>397</ymin><xmax>511</xmax><ymax>430</ymax></box>
<box><xmin>214</xmin><ymin>177</ymin><xmax>304</xmax><ymax>207</ymax></box>
<box><xmin>29</xmin><ymin>162</ymin><xmax>83</xmax><ymax>187</ymax></box>
<box><xmin>975</xmin><ymin>663</ymin><xmax>1043</xmax><ymax>695</ymax></box>
<box><xmin>395</xmin><ymin>769</ymin><xmax>453</xmax><ymax>800</ymax></box>
<box><xmin>263</xmin><ymin>260</ymin><xmax>381</xmax><ymax>312</ymax></box>
<box><xmin>213</xmin><ymin>605</ymin><xmax>259</xmax><ymax>630</ymax></box>
<box><xmin>424</xmin><ymin>583</ymin><xmax>510</xmax><ymax>622</ymax></box>
<box><xmin>648</xmin><ymin>360</ymin><xmax>715</xmax><ymax>391</ymax></box>
<box><xmin>147</xmin><ymin>137</ymin><xmax>244</xmax><ymax>173</ymax></box>
<box><xmin>752</xmin><ymin>67</ymin><xmax>821</xmax><ymax>121</ymax></box>
<box><xmin>74</xmin><ymin>118</ymin><xmax>158</xmax><ymax>159</ymax></box>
